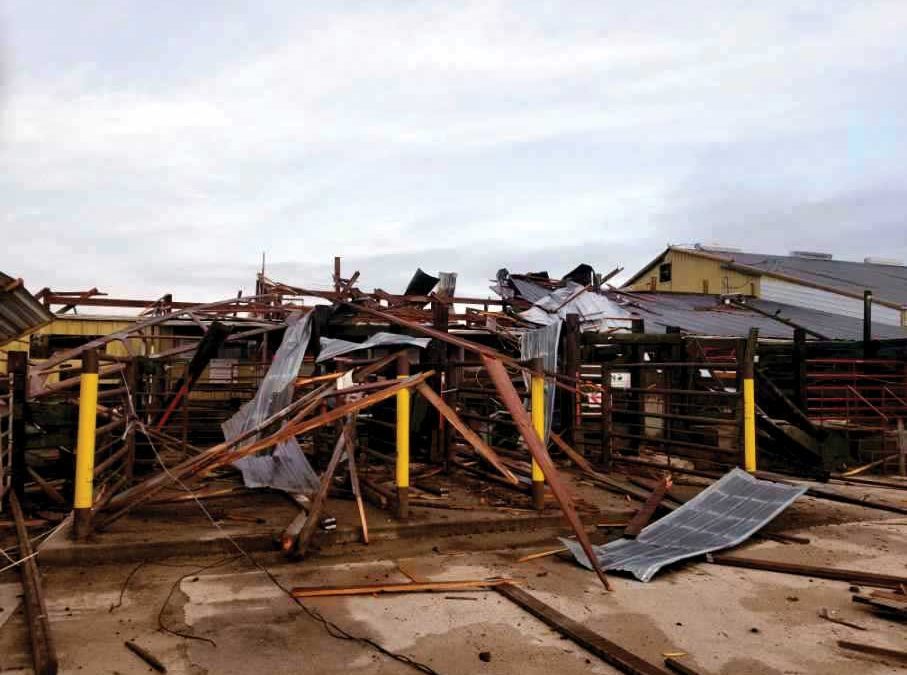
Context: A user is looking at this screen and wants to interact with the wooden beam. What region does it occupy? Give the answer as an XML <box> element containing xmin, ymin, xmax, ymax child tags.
<box><xmin>291</xmin><ymin>578</ymin><xmax>516</xmax><ymax>598</ymax></box>
<box><xmin>709</xmin><ymin>555</ymin><xmax>907</xmax><ymax>589</ymax></box>
<box><xmin>415</xmin><ymin>382</ymin><xmax>518</xmax><ymax>484</ymax></box>
<box><xmin>624</xmin><ymin>477</ymin><xmax>671</xmax><ymax>539</ymax></box>
<box><xmin>837</xmin><ymin>640</ymin><xmax>907</xmax><ymax>663</ymax></box>
<box><xmin>496</xmin><ymin>583</ymin><xmax>670</xmax><ymax>675</ymax></box>
<box><xmin>287</xmin><ymin>417</ymin><xmax>354</xmax><ymax>558</ymax></box>
<box><xmin>482</xmin><ymin>355</ymin><xmax>612</xmax><ymax>591</ymax></box>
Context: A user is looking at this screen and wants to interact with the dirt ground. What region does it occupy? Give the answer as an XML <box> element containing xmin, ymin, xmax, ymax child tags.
<box><xmin>1</xmin><ymin>478</ymin><xmax>906</xmax><ymax>674</ymax></box>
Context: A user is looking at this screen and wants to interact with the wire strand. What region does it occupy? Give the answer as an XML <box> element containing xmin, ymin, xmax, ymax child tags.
<box><xmin>121</xmin><ymin>373</ymin><xmax>440</xmax><ymax>675</ymax></box>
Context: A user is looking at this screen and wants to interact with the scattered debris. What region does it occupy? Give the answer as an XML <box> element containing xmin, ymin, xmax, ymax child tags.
<box><xmin>124</xmin><ymin>640</ymin><xmax>167</xmax><ymax>673</ymax></box>
<box><xmin>291</xmin><ymin>578</ymin><xmax>518</xmax><ymax>598</ymax></box>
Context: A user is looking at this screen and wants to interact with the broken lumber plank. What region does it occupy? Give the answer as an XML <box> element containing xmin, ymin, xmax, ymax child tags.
<box><xmin>852</xmin><ymin>594</ymin><xmax>907</xmax><ymax>618</ymax></box>
<box><xmin>344</xmin><ymin>424</ymin><xmax>369</xmax><ymax>544</ymax></box>
<box><xmin>624</xmin><ymin>477</ymin><xmax>671</xmax><ymax>539</ymax></box>
<box><xmin>124</xmin><ymin>640</ymin><xmax>167</xmax><ymax>673</ymax></box>
<box><xmin>285</xmin><ymin>417</ymin><xmax>353</xmax><ymax>557</ymax></box>
<box><xmin>818</xmin><ymin>608</ymin><xmax>866</xmax><ymax>631</ymax></box>
<box><xmin>663</xmin><ymin>657</ymin><xmax>704</xmax><ymax>675</ymax></box>
<box><xmin>516</xmin><ymin>547</ymin><xmax>568</xmax><ymax>563</ymax></box>
<box><xmin>291</xmin><ymin>578</ymin><xmax>515</xmax><ymax>598</ymax></box>
<box><xmin>496</xmin><ymin>583</ymin><xmax>670</xmax><ymax>675</ymax></box>
<box><xmin>708</xmin><ymin>555</ymin><xmax>907</xmax><ymax>589</ymax></box>
<box><xmin>837</xmin><ymin>639</ymin><xmax>907</xmax><ymax>663</ymax></box>
<box><xmin>551</xmin><ymin>434</ymin><xmax>683</xmax><ymax>509</ymax></box>
<box><xmin>9</xmin><ymin>491</ymin><xmax>58</xmax><ymax>675</ymax></box>
<box><xmin>869</xmin><ymin>589</ymin><xmax>907</xmax><ymax>602</ymax></box>
<box><xmin>483</xmin><ymin>355</ymin><xmax>612</xmax><ymax>591</ymax></box>
<box><xmin>415</xmin><ymin>381</ymin><xmax>518</xmax><ymax>485</ymax></box>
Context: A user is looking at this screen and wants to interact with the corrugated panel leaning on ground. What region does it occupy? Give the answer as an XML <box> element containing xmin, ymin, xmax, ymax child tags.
<box><xmin>0</xmin><ymin>272</ymin><xmax>53</xmax><ymax>348</ymax></box>
<box><xmin>562</xmin><ymin>468</ymin><xmax>807</xmax><ymax>582</ymax></box>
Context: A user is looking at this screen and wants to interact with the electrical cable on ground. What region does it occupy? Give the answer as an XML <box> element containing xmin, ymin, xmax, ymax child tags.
<box><xmin>121</xmin><ymin>375</ymin><xmax>441</xmax><ymax>675</ymax></box>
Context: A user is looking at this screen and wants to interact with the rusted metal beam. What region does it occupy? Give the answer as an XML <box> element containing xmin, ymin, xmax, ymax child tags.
<box><xmin>709</xmin><ymin>554</ymin><xmax>907</xmax><ymax>589</ymax></box>
<box><xmin>482</xmin><ymin>355</ymin><xmax>612</xmax><ymax>591</ymax></box>
<box><xmin>8</xmin><ymin>490</ymin><xmax>58</xmax><ymax>675</ymax></box>
<box><xmin>624</xmin><ymin>477</ymin><xmax>671</xmax><ymax>539</ymax></box>
<box><xmin>414</xmin><ymin>382</ymin><xmax>518</xmax><ymax>484</ymax></box>
<box><xmin>284</xmin><ymin>418</ymin><xmax>353</xmax><ymax>557</ymax></box>
<box><xmin>496</xmin><ymin>583</ymin><xmax>669</xmax><ymax>675</ymax></box>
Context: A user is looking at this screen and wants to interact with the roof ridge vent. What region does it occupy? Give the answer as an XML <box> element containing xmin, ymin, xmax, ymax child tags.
<box><xmin>790</xmin><ymin>250</ymin><xmax>833</xmax><ymax>260</ymax></box>
<box><xmin>694</xmin><ymin>243</ymin><xmax>742</xmax><ymax>253</ymax></box>
<box><xmin>863</xmin><ymin>256</ymin><xmax>906</xmax><ymax>267</ymax></box>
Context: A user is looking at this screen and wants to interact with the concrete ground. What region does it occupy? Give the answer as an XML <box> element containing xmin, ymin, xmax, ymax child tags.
<box><xmin>2</xmin><ymin>475</ymin><xmax>906</xmax><ymax>674</ymax></box>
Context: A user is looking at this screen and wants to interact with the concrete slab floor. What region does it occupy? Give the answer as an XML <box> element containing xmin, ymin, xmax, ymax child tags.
<box><xmin>3</xmin><ymin>474</ymin><xmax>907</xmax><ymax>674</ymax></box>
<box><xmin>1</xmin><ymin>499</ymin><xmax>906</xmax><ymax>674</ymax></box>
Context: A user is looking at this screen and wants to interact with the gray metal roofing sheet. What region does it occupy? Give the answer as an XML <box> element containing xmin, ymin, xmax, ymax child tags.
<box><xmin>510</xmin><ymin>277</ymin><xmax>551</xmax><ymax>304</ymax></box>
<box><xmin>317</xmin><ymin>332</ymin><xmax>431</xmax><ymax>363</ymax></box>
<box><xmin>704</xmin><ymin>250</ymin><xmax>907</xmax><ymax>306</ymax></box>
<box><xmin>0</xmin><ymin>273</ymin><xmax>53</xmax><ymax>347</ymax></box>
<box><xmin>621</xmin><ymin>292</ymin><xmax>907</xmax><ymax>340</ymax></box>
<box><xmin>520</xmin><ymin>282</ymin><xmax>633</xmax><ymax>330</ymax></box>
<box><xmin>563</xmin><ymin>468</ymin><xmax>806</xmax><ymax>582</ymax></box>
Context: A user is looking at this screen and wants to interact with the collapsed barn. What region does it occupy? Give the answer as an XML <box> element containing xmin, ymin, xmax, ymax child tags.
<box><xmin>1</xmin><ymin>260</ymin><xmax>906</xmax><ymax>674</ymax></box>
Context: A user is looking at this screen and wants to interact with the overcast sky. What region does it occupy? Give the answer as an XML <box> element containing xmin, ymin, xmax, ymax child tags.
<box><xmin>2</xmin><ymin>2</ymin><xmax>906</xmax><ymax>300</ymax></box>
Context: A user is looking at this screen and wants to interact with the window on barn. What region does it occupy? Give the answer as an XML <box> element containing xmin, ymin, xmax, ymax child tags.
<box><xmin>659</xmin><ymin>263</ymin><xmax>672</xmax><ymax>283</ymax></box>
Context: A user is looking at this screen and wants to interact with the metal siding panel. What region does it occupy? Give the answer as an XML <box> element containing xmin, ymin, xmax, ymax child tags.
<box><xmin>761</xmin><ymin>278</ymin><xmax>902</xmax><ymax>325</ymax></box>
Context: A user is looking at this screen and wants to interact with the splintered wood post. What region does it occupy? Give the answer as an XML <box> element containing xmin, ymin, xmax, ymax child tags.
<box><xmin>414</xmin><ymin>382</ymin><xmax>518</xmax><ymax>484</ymax></box>
<box><xmin>482</xmin><ymin>355</ymin><xmax>612</xmax><ymax>591</ymax></box>
<box><xmin>9</xmin><ymin>490</ymin><xmax>59</xmax><ymax>675</ymax></box>
<box><xmin>344</xmin><ymin>421</ymin><xmax>369</xmax><ymax>544</ymax></box>
<box><xmin>291</xmin><ymin>417</ymin><xmax>354</xmax><ymax>558</ymax></box>
<box><xmin>624</xmin><ymin>476</ymin><xmax>671</xmax><ymax>539</ymax></box>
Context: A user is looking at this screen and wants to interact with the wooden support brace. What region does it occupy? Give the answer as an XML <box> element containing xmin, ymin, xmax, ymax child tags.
<box><xmin>482</xmin><ymin>355</ymin><xmax>612</xmax><ymax>591</ymax></box>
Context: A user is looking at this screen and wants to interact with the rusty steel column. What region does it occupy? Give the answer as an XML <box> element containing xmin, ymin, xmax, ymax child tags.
<box><xmin>8</xmin><ymin>351</ymin><xmax>28</xmax><ymax>502</ymax></box>
<box><xmin>863</xmin><ymin>289</ymin><xmax>872</xmax><ymax>358</ymax></box>
<box><xmin>561</xmin><ymin>313</ymin><xmax>580</xmax><ymax>450</ymax></box>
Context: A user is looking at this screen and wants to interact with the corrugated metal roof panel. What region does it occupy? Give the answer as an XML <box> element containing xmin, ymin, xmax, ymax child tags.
<box><xmin>620</xmin><ymin>292</ymin><xmax>907</xmax><ymax>340</ymax></box>
<box><xmin>520</xmin><ymin>283</ymin><xmax>634</xmax><ymax>330</ymax></box>
<box><xmin>563</xmin><ymin>468</ymin><xmax>806</xmax><ymax>582</ymax></box>
<box><xmin>690</xmin><ymin>248</ymin><xmax>907</xmax><ymax>306</ymax></box>
<box><xmin>0</xmin><ymin>273</ymin><xmax>53</xmax><ymax>347</ymax></box>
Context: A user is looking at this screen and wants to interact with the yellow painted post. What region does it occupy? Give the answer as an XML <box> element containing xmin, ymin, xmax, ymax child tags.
<box><xmin>743</xmin><ymin>378</ymin><xmax>757</xmax><ymax>472</ymax></box>
<box><xmin>73</xmin><ymin>349</ymin><xmax>99</xmax><ymax>539</ymax></box>
<box><xmin>396</xmin><ymin>353</ymin><xmax>410</xmax><ymax>520</ymax></box>
<box><xmin>742</xmin><ymin>328</ymin><xmax>758</xmax><ymax>473</ymax></box>
<box><xmin>530</xmin><ymin>359</ymin><xmax>546</xmax><ymax>510</ymax></box>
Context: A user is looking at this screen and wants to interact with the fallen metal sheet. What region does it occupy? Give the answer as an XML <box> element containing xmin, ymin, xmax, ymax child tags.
<box><xmin>562</xmin><ymin>468</ymin><xmax>806</xmax><ymax>582</ymax></box>
<box><xmin>0</xmin><ymin>272</ymin><xmax>53</xmax><ymax>347</ymax></box>
<box><xmin>224</xmin><ymin>311</ymin><xmax>320</xmax><ymax>494</ymax></box>
<box><xmin>520</xmin><ymin>321</ymin><xmax>561</xmax><ymax>441</ymax></box>
<box><xmin>519</xmin><ymin>281</ymin><xmax>633</xmax><ymax>330</ymax></box>
<box><xmin>316</xmin><ymin>332</ymin><xmax>430</xmax><ymax>363</ymax></box>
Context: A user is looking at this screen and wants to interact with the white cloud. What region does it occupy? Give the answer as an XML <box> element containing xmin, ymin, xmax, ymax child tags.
<box><xmin>1</xmin><ymin>1</ymin><xmax>906</xmax><ymax>300</ymax></box>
